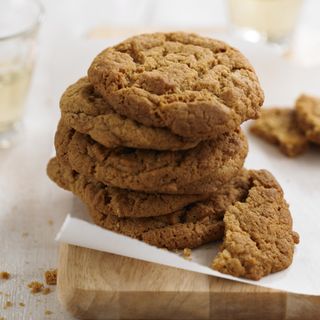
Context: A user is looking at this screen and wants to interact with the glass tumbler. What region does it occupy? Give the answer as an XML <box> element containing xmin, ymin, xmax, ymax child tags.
<box><xmin>0</xmin><ymin>0</ymin><xmax>43</xmax><ymax>148</ymax></box>
<box><xmin>227</xmin><ymin>0</ymin><xmax>303</xmax><ymax>46</ymax></box>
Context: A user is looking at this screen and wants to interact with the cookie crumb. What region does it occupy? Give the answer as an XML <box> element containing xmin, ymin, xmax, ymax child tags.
<box><xmin>183</xmin><ymin>248</ymin><xmax>192</xmax><ymax>257</ymax></box>
<box><xmin>19</xmin><ymin>302</ymin><xmax>25</xmax><ymax>307</ymax></box>
<box><xmin>0</xmin><ymin>317</ymin><xmax>6</xmax><ymax>320</ymax></box>
<box><xmin>42</xmin><ymin>287</ymin><xmax>51</xmax><ymax>295</ymax></box>
<box><xmin>45</xmin><ymin>269</ymin><xmax>57</xmax><ymax>285</ymax></box>
<box><xmin>22</xmin><ymin>232</ymin><xmax>29</xmax><ymax>237</ymax></box>
<box><xmin>181</xmin><ymin>248</ymin><xmax>192</xmax><ymax>260</ymax></box>
<box><xmin>48</xmin><ymin>219</ymin><xmax>53</xmax><ymax>226</ymax></box>
<box><xmin>45</xmin><ymin>310</ymin><xmax>53</xmax><ymax>315</ymax></box>
<box><xmin>28</xmin><ymin>281</ymin><xmax>44</xmax><ymax>294</ymax></box>
<box><xmin>3</xmin><ymin>301</ymin><xmax>13</xmax><ymax>309</ymax></box>
<box><xmin>0</xmin><ymin>272</ymin><xmax>10</xmax><ymax>280</ymax></box>
<box><xmin>292</xmin><ymin>231</ymin><xmax>300</xmax><ymax>244</ymax></box>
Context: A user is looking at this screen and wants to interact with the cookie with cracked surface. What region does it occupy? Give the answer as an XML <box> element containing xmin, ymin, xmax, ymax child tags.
<box><xmin>47</xmin><ymin>157</ymin><xmax>209</xmax><ymax>218</ymax></box>
<box><xmin>86</xmin><ymin>169</ymin><xmax>254</xmax><ymax>250</ymax></box>
<box><xmin>48</xmin><ymin>156</ymin><xmax>259</xmax><ymax>250</ymax></box>
<box><xmin>212</xmin><ymin>169</ymin><xmax>299</xmax><ymax>280</ymax></box>
<box><xmin>60</xmin><ymin>77</ymin><xmax>201</xmax><ymax>150</ymax></box>
<box><xmin>88</xmin><ymin>32</ymin><xmax>264</xmax><ymax>139</ymax></box>
<box><xmin>55</xmin><ymin>122</ymin><xmax>248</xmax><ymax>194</ymax></box>
<box><xmin>88</xmin><ymin>205</ymin><xmax>224</xmax><ymax>250</ymax></box>
<box><xmin>250</xmin><ymin>108</ymin><xmax>308</xmax><ymax>157</ymax></box>
<box><xmin>295</xmin><ymin>94</ymin><xmax>320</xmax><ymax>144</ymax></box>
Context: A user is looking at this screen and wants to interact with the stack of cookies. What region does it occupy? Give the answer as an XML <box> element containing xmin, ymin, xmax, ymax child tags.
<box><xmin>47</xmin><ymin>33</ymin><xmax>299</xmax><ymax>280</ymax></box>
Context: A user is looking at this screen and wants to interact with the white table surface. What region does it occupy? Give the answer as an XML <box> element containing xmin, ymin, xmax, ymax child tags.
<box><xmin>1</xmin><ymin>1</ymin><xmax>320</xmax><ymax>319</ymax></box>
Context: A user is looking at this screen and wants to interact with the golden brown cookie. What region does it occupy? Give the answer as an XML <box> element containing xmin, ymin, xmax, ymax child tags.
<box><xmin>60</xmin><ymin>78</ymin><xmax>201</xmax><ymax>150</ymax></box>
<box><xmin>295</xmin><ymin>94</ymin><xmax>320</xmax><ymax>144</ymax></box>
<box><xmin>48</xmin><ymin>157</ymin><xmax>254</xmax><ymax>249</ymax></box>
<box><xmin>212</xmin><ymin>170</ymin><xmax>299</xmax><ymax>280</ymax></box>
<box><xmin>88</xmin><ymin>205</ymin><xmax>224</xmax><ymax>250</ymax></box>
<box><xmin>250</xmin><ymin>108</ymin><xmax>308</xmax><ymax>157</ymax></box>
<box><xmin>55</xmin><ymin>122</ymin><xmax>248</xmax><ymax>194</ymax></box>
<box><xmin>47</xmin><ymin>157</ymin><xmax>208</xmax><ymax>218</ymax></box>
<box><xmin>88</xmin><ymin>32</ymin><xmax>264</xmax><ymax>140</ymax></box>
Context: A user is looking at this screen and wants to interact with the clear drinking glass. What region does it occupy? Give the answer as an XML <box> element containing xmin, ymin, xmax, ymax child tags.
<box><xmin>0</xmin><ymin>0</ymin><xmax>43</xmax><ymax>148</ymax></box>
<box><xmin>227</xmin><ymin>0</ymin><xmax>303</xmax><ymax>46</ymax></box>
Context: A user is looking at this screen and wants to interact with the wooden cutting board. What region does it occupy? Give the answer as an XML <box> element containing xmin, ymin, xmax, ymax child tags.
<box><xmin>57</xmin><ymin>244</ymin><xmax>320</xmax><ymax>320</ymax></box>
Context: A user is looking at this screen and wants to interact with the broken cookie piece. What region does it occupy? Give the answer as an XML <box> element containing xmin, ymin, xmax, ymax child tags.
<box><xmin>0</xmin><ymin>272</ymin><xmax>10</xmax><ymax>280</ymax></box>
<box><xmin>212</xmin><ymin>169</ymin><xmax>299</xmax><ymax>280</ymax></box>
<box><xmin>250</xmin><ymin>108</ymin><xmax>308</xmax><ymax>157</ymax></box>
<box><xmin>45</xmin><ymin>269</ymin><xmax>57</xmax><ymax>285</ymax></box>
<box><xmin>295</xmin><ymin>94</ymin><xmax>320</xmax><ymax>144</ymax></box>
<box><xmin>28</xmin><ymin>281</ymin><xmax>44</xmax><ymax>294</ymax></box>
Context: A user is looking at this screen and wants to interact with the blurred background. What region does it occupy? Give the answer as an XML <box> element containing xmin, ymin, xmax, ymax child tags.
<box><xmin>41</xmin><ymin>0</ymin><xmax>320</xmax><ymax>65</ymax></box>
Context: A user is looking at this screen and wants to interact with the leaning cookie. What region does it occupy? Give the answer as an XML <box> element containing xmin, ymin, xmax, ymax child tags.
<box><xmin>87</xmin><ymin>169</ymin><xmax>253</xmax><ymax>250</ymax></box>
<box><xmin>87</xmin><ymin>168</ymin><xmax>254</xmax><ymax>249</ymax></box>
<box><xmin>47</xmin><ymin>157</ymin><xmax>209</xmax><ymax>218</ymax></box>
<box><xmin>250</xmin><ymin>108</ymin><xmax>308</xmax><ymax>157</ymax></box>
<box><xmin>60</xmin><ymin>78</ymin><xmax>201</xmax><ymax>150</ymax></box>
<box><xmin>55</xmin><ymin>122</ymin><xmax>248</xmax><ymax>194</ymax></box>
<box><xmin>295</xmin><ymin>94</ymin><xmax>320</xmax><ymax>144</ymax></box>
<box><xmin>212</xmin><ymin>169</ymin><xmax>299</xmax><ymax>280</ymax></box>
<box><xmin>88</xmin><ymin>32</ymin><xmax>264</xmax><ymax>140</ymax></box>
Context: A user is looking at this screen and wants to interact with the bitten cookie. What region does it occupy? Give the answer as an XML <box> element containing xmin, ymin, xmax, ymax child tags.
<box><xmin>47</xmin><ymin>157</ymin><xmax>208</xmax><ymax>218</ymax></box>
<box><xmin>295</xmin><ymin>94</ymin><xmax>320</xmax><ymax>144</ymax></box>
<box><xmin>60</xmin><ymin>78</ymin><xmax>201</xmax><ymax>150</ymax></box>
<box><xmin>55</xmin><ymin>122</ymin><xmax>248</xmax><ymax>194</ymax></box>
<box><xmin>212</xmin><ymin>170</ymin><xmax>299</xmax><ymax>280</ymax></box>
<box><xmin>250</xmin><ymin>108</ymin><xmax>308</xmax><ymax>157</ymax></box>
<box><xmin>48</xmin><ymin>157</ymin><xmax>254</xmax><ymax>249</ymax></box>
<box><xmin>88</xmin><ymin>32</ymin><xmax>264</xmax><ymax>139</ymax></box>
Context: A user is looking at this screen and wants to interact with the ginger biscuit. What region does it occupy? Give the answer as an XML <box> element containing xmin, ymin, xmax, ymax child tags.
<box><xmin>88</xmin><ymin>32</ymin><xmax>264</xmax><ymax>139</ymax></box>
<box><xmin>54</xmin><ymin>122</ymin><xmax>248</xmax><ymax>194</ymax></box>
<box><xmin>60</xmin><ymin>78</ymin><xmax>201</xmax><ymax>150</ymax></box>
<box><xmin>47</xmin><ymin>157</ymin><xmax>209</xmax><ymax>218</ymax></box>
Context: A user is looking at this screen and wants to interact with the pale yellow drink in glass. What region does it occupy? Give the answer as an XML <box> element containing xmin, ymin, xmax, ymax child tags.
<box><xmin>0</xmin><ymin>63</ymin><xmax>32</xmax><ymax>132</ymax></box>
<box><xmin>228</xmin><ymin>0</ymin><xmax>303</xmax><ymax>44</ymax></box>
<box><xmin>0</xmin><ymin>0</ymin><xmax>42</xmax><ymax>147</ymax></box>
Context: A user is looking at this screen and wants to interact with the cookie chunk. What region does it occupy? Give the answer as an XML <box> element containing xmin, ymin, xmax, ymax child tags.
<box><xmin>47</xmin><ymin>157</ymin><xmax>208</xmax><ymax>218</ymax></box>
<box><xmin>54</xmin><ymin>166</ymin><xmax>253</xmax><ymax>250</ymax></box>
<box><xmin>250</xmin><ymin>108</ymin><xmax>308</xmax><ymax>157</ymax></box>
<box><xmin>88</xmin><ymin>32</ymin><xmax>264</xmax><ymax>139</ymax></box>
<box><xmin>60</xmin><ymin>78</ymin><xmax>200</xmax><ymax>150</ymax></box>
<box><xmin>212</xmin><ymin>170</ymin><xmax>299</xmax><ymax>280</ymax></box>
<box><xmin>55</xmin><ymin>122</ymin><xmax>248</xmax><ymax>194</ymax></box>
<box><xmin>295</xmin><ymin>94</ymin><xmax>320</xmax><ymax>144</ymax></box>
